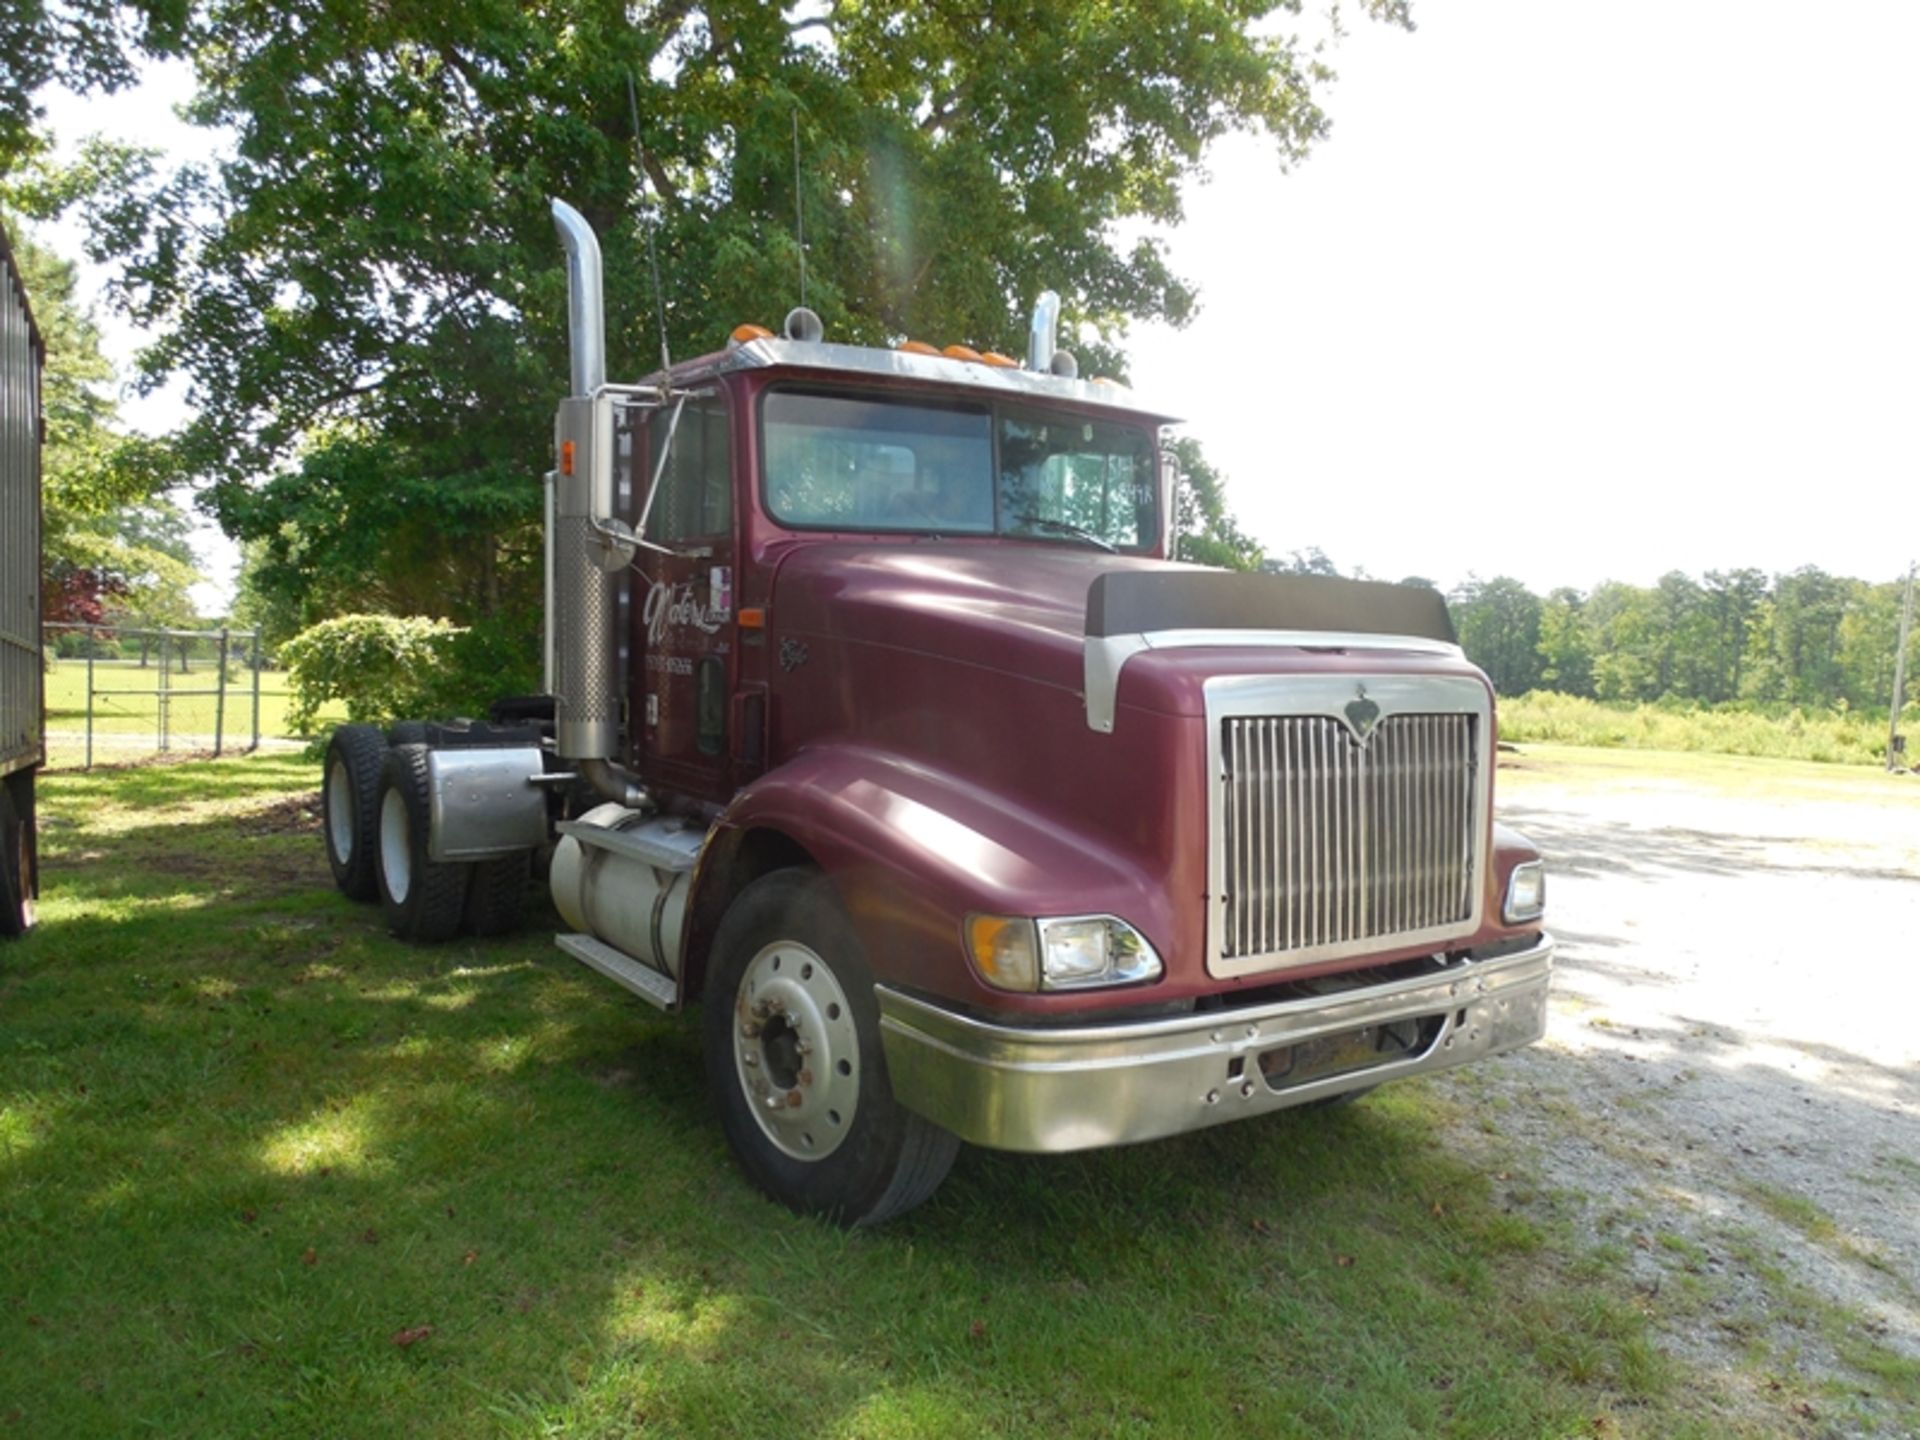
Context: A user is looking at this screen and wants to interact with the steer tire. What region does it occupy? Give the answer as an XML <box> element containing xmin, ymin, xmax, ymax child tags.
<box><xmin>703</xmin><ymin>867</ymin><xmax>959</xmax><ymax>1227</ymax></box>
<box><xmin>0</xmin><ymin>780</ymin><xmax>33</xmax><ymax>940</ymax></box>
<box><xmin>463</xmin><ymin>852</ymin><xmax>530</xmax><ymax>937</ymax></box>
<box><xmin>322</xmin><ymin>724</ymin><xmax>388</xmax><ymax>902</ymax></box>
<box><xmin>376</xmin><ymin>743</ymin><xmax>470</xmax><ymax>943</ymax></box>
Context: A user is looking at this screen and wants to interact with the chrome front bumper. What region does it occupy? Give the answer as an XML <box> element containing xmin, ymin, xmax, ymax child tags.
<box><xmin>876</xmin><ymin>936</ymin><xmax>1553</xmax><ymax>1153</ymax></box>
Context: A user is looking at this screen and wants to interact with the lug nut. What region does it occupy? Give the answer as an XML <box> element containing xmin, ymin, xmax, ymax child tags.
<box><xmin>785</xmin><ymin>1090</ymin><xmax>804</xmax><ymax>1108</ymax></box>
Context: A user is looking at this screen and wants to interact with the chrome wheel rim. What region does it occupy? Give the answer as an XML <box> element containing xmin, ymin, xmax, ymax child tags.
<box><xmin>379</xmin><ymin>788</ymin><xmax>412</xmax><ymax>904</ymax></box>
<box><xmin>326</xmin><ymin>759</ymin><xmax>354</xmax><ymax>861</ymax></box>
<box><xmin>732</xmin><ymin>940</ymin><xmax>860</xmax><ymax>1161</ymax></box>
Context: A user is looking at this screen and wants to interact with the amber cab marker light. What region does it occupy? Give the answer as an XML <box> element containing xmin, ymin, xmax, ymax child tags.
<box><xmin>737</xmin><ymin>607</ymin><xmax>766</xmax><ymax>630</ymax></box>
<box><xmin>942</xmin><ymin>344</ymin><xmax>984</xmax><ymax>363</ymax></box>
<box><xmin>730</xmin><ymin>323</ymin><xmax>774</xmax><ymax>344</ymax></box>
<box><xmin>979</xmin><ymin>351</ymin><xmax>1017</xmax><ymax>368</ymax></box>
<box><xmin>896</xmin><ymin>340</ymin><xmax>941</xmax><ymax>356</ymax></box>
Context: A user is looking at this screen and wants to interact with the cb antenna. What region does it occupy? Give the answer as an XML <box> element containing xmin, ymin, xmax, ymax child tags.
<box><xmin>627</xmin><ymin>68</ymin><xmax>673</xmax><ymax>378</ymax></box>
<box><xmin>792</xmin><ymin>107</ymin><xmax>807</xmax><ymax>308</ymax></box>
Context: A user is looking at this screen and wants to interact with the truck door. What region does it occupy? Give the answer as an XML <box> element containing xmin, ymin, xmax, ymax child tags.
<box><xmin>631</xmin><ymin>391</ymin><xmax>736</xmax><ymax>804</ymax></box>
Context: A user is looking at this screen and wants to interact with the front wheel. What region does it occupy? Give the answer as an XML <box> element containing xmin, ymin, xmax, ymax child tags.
<box><xmin>703</xmin><ymin>868</ymin><xmax>958</xmax><ymax>1226</ymax></box>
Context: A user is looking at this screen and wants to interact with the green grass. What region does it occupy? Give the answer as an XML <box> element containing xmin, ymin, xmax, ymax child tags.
<box><xmin>1499</xmin><ymin>692</ymin><xmax>1904</xmax><ymax>768</ymax></box>
<box><xmin>0</xmin><ymin>755</ymin><xmax>1850</xmax><ymax>1438</ymax></box>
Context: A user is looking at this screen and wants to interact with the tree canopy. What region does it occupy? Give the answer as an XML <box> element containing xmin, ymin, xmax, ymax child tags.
<box><xmin>8</xmin><ymin>0</ymin><xmax>1406</xmax><ymax>654</ymax></box>
<box><xmin>1445</xmin><ymin>565</ymin><xmax>1916</xmax><ymax>714</ymax></box>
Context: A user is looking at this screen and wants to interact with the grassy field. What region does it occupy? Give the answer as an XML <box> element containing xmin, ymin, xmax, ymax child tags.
<box><xmin>1499</xmin><ymin>692</ymin><xmax>1905</xmax><ymax>768</ymax></box>
<box><xmin>0</xmin><ymin>753</ymin><xmax>1856</xmax><ymax>1438</ymax></box>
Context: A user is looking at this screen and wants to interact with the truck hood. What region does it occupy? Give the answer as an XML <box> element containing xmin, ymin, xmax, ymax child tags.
<box><xmin>767</xmin><ymin>539</ymin><xmax>1482</xmax><ymax>725</ymax></box>
<box><xmin>769</xmin><ymin>540</ymin><xmax>1181</xmax><ymax>695</ymax></box>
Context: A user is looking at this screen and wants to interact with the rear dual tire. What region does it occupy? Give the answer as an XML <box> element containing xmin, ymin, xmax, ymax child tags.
<box><xmin>376</xmin><ymin>743</ymin><xmax>473</xmax><ymax>943</ymax></box>
<box><xmin>323</xmin><ymin>725</ymin><xmax>388</xmax><ymax>902</ymax></box>
<box><xmin>327</xmin><ymin>729</ymin><xmax>529</xmax><ymax>941</ymax></box>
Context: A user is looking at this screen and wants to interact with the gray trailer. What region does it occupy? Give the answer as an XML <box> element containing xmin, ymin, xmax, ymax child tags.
<box><xmin>0</xmin><ymin>222</ymin><xmax>43</xmax><ymax>937</ymax></box>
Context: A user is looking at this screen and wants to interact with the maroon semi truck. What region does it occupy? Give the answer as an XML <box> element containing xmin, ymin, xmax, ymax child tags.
<box><xmin>320</xmin><ymin>201</ymin><xmax>1553</xmax><ymax>1225</ymax></box>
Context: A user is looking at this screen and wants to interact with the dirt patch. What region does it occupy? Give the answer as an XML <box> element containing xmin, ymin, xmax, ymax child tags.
<box><xmin>1452</xmin><ymin>764</ymin><xmax>1920</xmax><ymax>1433</ymax></box>
<box><xmin>236</xmin><ymin>792</ymin><xmax>324</xmax><ymax>837</ymax></box>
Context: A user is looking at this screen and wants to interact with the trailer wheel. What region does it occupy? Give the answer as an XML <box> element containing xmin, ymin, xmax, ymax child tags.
<box><xmin>463</xmin><ymin>852</ymin><xmax>529</xmax><ymax>937</ymax></box>
<box><xmin>703</xmin><ymin>868</ymin><xmax>958</xmax><ymax>1226</ymax></box>
<box><xmin>322</xmin><ymin>724</ymin><xmax>388</xmax><ymax>902</ymax></box>
<box><xmin>0</xmin><ymin>780</ymin><xmax>33</xmax><ymax>939</ymax></box>
<box><xmin>376</xmin><ymin>743</ymin><xmax>470</xmax><ymax>943</ymax></box>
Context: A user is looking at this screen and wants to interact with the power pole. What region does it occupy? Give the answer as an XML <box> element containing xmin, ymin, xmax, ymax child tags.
<box><xmin>1891</xmin><ymin>560</ymin><xmax>1916</xmax><ymax>772</ymax></box>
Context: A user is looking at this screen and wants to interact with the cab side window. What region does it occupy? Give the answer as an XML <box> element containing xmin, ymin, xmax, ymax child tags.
<box><xmin>648</xmin><ymin>397</ymin><xmax>732</xmax><ymax>542</ymax></box>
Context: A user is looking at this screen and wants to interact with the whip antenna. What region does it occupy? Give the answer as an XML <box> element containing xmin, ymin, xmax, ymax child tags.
<box><xmin>627</xmin><ymin>68</ymin><xmax>673</xmax><ymax>377</ymax></box>
<box><xmin>792</xmin><ymin>108</ymin><xmax>807</xmax><ymax>308</ymax></box>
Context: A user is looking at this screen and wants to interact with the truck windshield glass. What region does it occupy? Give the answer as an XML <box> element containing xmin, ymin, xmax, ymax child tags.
<box><xmin>762</xmin><ymin>391</ymin><xmax>1157</xmax><ymax>549</ymax></box>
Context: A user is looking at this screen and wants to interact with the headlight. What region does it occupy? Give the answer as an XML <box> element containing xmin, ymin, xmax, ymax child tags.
<box><xmin>966</xmin><ymin>914</ymin><xmax>1164</xmax><ymax>992</ymax></box>
<box><xmin>1503</xmin><ymin>861</ymin><xmax>1546</xmax><ymax>923</ymax></box>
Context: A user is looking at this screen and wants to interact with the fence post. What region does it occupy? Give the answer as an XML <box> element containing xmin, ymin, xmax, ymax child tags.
<box><xmin>158</xmin><ymin>632</ymin><xmax>170</xmax><ymax>753</ymax></box>
<box><xmin>85</xmin><ymin>630</ymin><xmax>95</xmax><ymax>770</ymax></box>
<box><xmin>250</xmin><ymin>631</ymin><xmax>262</xmax><ymax>754</ymax></box>
<box><xmin>214</xmin><ymin>627</ymin><xmax>231</xmax><ymax>758</ymax></box>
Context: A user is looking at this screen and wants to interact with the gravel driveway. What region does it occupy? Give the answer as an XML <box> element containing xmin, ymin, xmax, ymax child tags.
<box><xmin>1449</xmin><ymin>751</ymin><xmax>1920</xmax><ymax>1435</ymax></box>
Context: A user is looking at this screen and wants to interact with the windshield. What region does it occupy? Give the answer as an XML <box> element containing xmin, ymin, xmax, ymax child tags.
<box><xmin>762</xmin><ymin>389</ymin><xmax>1158</xmax><ymax>550</ymax></box>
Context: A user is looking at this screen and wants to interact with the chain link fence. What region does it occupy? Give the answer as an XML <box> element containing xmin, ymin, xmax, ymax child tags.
<box><xmin>42</xmin><ymin>622</ymin><xmax>308</xmax><ymax>769</ymax></box>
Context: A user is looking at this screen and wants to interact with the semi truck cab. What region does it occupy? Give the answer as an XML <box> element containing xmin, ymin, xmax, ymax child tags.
<box><xmin>321</xmin><ymin>200</ymin><xmax>1553</xmax><ymax>1225</ymax></box>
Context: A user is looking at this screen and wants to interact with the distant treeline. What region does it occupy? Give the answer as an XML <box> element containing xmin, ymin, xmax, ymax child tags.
<box><xmin>1263</xmin><ymin>551</ymin><xmax>1916</xmax><ymax>710</ymax></box>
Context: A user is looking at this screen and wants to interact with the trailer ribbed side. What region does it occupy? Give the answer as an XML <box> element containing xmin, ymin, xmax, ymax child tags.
<box><xmin>0</xmin><ymin>223</ymin><xmax>44</xmax><ymax>781</ymax></box>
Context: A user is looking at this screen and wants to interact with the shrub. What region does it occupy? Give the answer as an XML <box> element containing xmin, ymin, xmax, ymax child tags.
<box><xmin>279</xmin><ymin>614</ymin><xmax>464</xmax><ymax>734</ymax></box>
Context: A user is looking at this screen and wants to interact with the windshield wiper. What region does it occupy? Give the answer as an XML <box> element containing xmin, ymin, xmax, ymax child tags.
<box><xmin>1012</xmin><ymin>514</ymin><xmax>1118</xmax><ymax>553</ymax></box>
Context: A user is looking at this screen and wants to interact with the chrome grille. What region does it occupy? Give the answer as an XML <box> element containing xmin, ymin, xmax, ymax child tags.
<box><xmin>1221</xmin><ymin>713</ymin><xmax>1479</xmax><ymax>962</ymax></box>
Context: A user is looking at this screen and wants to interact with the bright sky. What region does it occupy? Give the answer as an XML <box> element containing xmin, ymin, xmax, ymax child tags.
<box><xmin>34</xmin><ymin>1</ymin><xmax>1920</xmax><ymax>614</ymax></box>
<box><xmin>1130</xmin><ymin>0</ymin><xmax>1920</xmax><ymax>592</ymax></box>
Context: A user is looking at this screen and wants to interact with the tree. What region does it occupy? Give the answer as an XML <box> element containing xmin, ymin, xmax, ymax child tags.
<box><xmin>21</xmin><ymin>0</ymin><xmax>1407</xmax><ymax>660</ymax></box>
<box><xmin>1169</xmin><ymin>436</ymin><xmax>1260</xmax><ymax>571</ymax></box>
<box><xmin>1535</xmin><ymin>586</ymin><xmax>1593</xmax><ymax>697</ymax></box>
<box><xmin>1449</xmin><ymin>575</ymin><xmax>1542</xmax><ymax>696</ymax></box>
<box><xmin>0</xmin><ymin>3</ymin><xmax>187</xmax><ymax>172</ymax></box>
<box><xmin>1261</xmin><ymin>546</ymin><xmax>1341</xmax><ymax>577</ymax></box>
<box><xmin>1702</xmin><ymin>567</ymin><xmax>1767</xmax><ymax>702</ymax></box>
<box><xmin>1765</xmin><ymin>566</ymin><xmax>1848</xmax><ymax>705</ymax></box>
<box><xmin>1584</xmin><ymin>581</ymin><xmax>1660</xmax><ymax>701</ymax></box>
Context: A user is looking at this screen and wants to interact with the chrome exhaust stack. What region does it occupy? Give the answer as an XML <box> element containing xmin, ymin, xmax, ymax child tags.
<box><xmin>549</xmin><ymin>199</ymin><xmax>622</xmax><ymax>769</ymax></box>
<box><xmin>1026</xmin><ymin>289</ymin><xmax>1078</xmax><ymax>377</ymax></box>
<box><xmin>553</xmin><ymin>199</ymin><xmax>606</xmax><ymax>394</ymax></box>
<box><xmin>1026</xmin><ymin>290</ymin><xmax>1059</xmax><ymax>373</ymax></box>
